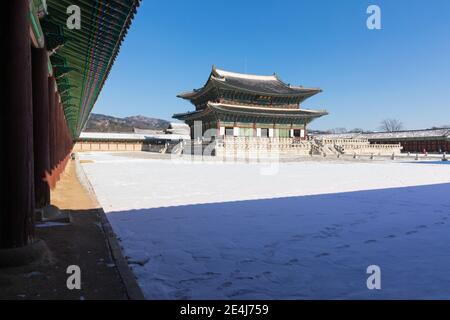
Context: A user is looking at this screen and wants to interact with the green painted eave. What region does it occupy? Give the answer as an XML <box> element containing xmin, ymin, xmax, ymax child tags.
<box><xmin>40</xmin><ymin>0</ymin><xmax>141</xmax><ymax>138</ymax></box>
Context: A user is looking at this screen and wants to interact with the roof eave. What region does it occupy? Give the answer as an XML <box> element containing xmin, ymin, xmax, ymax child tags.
<box><xmin>210</xmin><ymin>77</ymin><xmax>321</xmax><ymax>98</ymax></box>
<box><xmin>208</xmin><ymin>102</ymin><xmax>328</xmax><ymax>118</ymax></box>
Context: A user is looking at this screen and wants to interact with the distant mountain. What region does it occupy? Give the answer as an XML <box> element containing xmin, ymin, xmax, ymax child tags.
<box><xmin>84</xmin><ymin>113</ymin><xmax>171</xmax><ymax>133</ymax></box>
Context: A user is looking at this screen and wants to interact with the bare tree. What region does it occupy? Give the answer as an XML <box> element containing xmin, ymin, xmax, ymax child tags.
<box><xmin>379</xmin><ymin>119</ymin><xmax>404</xmax><ymax>132</ymax></box>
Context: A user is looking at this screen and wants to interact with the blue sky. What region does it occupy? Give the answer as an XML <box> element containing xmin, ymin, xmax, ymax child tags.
<box><xmin>93</xmin><ymin>0</ymin><xmax>450</xmax><ymax>131</ymax></box>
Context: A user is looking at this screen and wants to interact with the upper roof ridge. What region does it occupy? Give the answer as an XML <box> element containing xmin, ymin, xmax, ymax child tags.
<box><xmin>177</xmin><ymin>65</ymin><xmax>322</xmax><ymax>100</ymax></box>
<box><xmin>213</xmin><ymin>65</ymin><xmax>278</xmax><ymax>81</ymax></box>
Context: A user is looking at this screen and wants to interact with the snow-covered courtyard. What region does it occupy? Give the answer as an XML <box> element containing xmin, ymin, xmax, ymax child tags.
<box><xmin>80</xmin><ymin>152</ymin><xmax>450</xmax><ymax>299</ymax></box>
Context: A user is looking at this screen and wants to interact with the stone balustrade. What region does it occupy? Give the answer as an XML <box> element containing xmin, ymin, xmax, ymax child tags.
<box><xmin>181</xmin><ymin>137</ymin><xmax>403</xmax><ymax>157</ymax></box>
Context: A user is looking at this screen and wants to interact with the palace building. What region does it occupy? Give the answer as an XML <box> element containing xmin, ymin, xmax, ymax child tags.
<box><xmin>174</xmin><ymin>66</ymin><xmax>328</xmax><ymax>140</ymax></box>
<box><xmin>174</xmin><ymin>66</ymin><xmax>402</xmax><ymax>157</ymax></box>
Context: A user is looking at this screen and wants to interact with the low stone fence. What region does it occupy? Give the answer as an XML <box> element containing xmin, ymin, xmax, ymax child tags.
<box><xmin>181</xmin><ymin>137</ymin><xmax>403</xmax><ymax>158</ymax></box>
<box><xmin>318</xmin><ymin>138</ymin><xmax>369</xmax><ymax>145</ymax></box>
<box><xmin>182</xmin><ymin>137</ymin><xmax>310</xmax><ymax>158</ymax></box>
<box><xmin>316</xmin><ymin>137</ymin><xmax>402</xmax><ymax>156</ymax></box>
<box><xmin>338</xmin><ymin>142</ymin><xmax>402</xmax><ymax>155</ymax></box>
<box><xmin>73</xmin><ymin>141</ymin><xmax>143</xmax><ymax>152</ymax></box>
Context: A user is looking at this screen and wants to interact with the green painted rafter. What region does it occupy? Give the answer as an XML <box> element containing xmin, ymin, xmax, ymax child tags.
<box><xmin>35</xmin><ymin>0</ymin><xmax>141</xmax><ymax>137</ymax></box>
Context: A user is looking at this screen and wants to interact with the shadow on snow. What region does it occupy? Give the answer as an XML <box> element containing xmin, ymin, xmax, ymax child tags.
<box><xmin>108</xmin><ymin>183</ymin><xmax>450</xmax><ymax>300</ymax></box>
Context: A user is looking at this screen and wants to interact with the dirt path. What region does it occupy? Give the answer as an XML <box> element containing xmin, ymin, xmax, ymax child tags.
<box><xmin>51</xmin><ymin>159</ymin><xmax>99</xmax><ymax>210</ymax></box>
<box><xmin>0</xmin><ymin>158</ymin><xmax>134</xmax><ymax>300</ymax></box>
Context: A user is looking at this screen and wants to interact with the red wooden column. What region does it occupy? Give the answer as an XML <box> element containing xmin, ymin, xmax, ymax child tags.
<box><xmin>57</xmin><ymin>100</ymin><xmax>61</xmax><ymax>163</ymax></box>
<box><xmin>32</xmin><ymin>48</ymin><xmax>50</xmax><ymax>208</ymax></box>
<box><xmin>48</xmin><ymin>76</ymin><xmax>56</xmax><ymax>175</ymax></box>
<box><xmin>47</xmin><ymin>82</ymin><xmax>59</xmax><ymax>188</ymax></box>
<box><xmin>1</xmin><ymin>0</ymin><xmax>35</xmax><ymax>248</ymax></box>
<box><xmin>57</xmin><ymin>102</ymin><xmax>62</xmax><ymax>180</ymax></box>
<box><xmin>53</xmin><ymin>93</ymin><xmax>60</xmax><ymax>166</ymax></box>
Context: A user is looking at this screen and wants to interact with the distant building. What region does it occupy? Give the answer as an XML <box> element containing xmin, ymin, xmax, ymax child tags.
<box><xmin>174</xmin><ymin>65</ymin><xmax>328</xmax><ymax>139</ymax></box>
<box><xmin>75</xmin><ymin>131</ymin><xmax>189</xmax><ymax>153</ymax></box>
<box><xmin>75</xmin><ymin>132</ymin><xmax>148</xmax><ymax>152</ymax></box>
<box><xmin>165</xmin><ymin>122</ymin><xmax>190</xmax><ymax>136</ymax></box>
<box><xmin>365</xmin><ymin>128</ymin><xmax>450</xmax><ymax>153</ymax></box>
<box><xmin>313</xmin><ymin>128</ymin><xmax>450</xmax><ymax>153</ymax></box>
<box><xmin>133</xmin><ymin>128</ymin><xmax>164</xmax><ymax>135</ymax></box>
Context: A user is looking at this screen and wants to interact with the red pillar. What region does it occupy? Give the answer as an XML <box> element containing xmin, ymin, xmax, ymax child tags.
<box><xmin>56</xmin><ymin>97</ymin><xmax>61</xmax><ymax>164</ymax></box>
<box><xmin>48</xmin><ymin>76</ymin><xmax>56</xmax><ymax>172</ymax></box>
<box><xmin>58</xmin><ymin>102</ymin><xmax>64</xmax><ymax>162</ymax></box>
<box><xmin>53</xmin><ymin>93</ymin><xmax>60</xmax><ymax>166</ymax></box>
<box><xmin>32</xmin><ymin>48</ymin><xmax>50</xmax><ymax>208</ymax></box>
<box><xmin>1</xmin><ymin>0</ymin><xmax>35</xmax><ymax>248</ymax></box>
